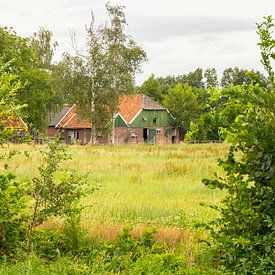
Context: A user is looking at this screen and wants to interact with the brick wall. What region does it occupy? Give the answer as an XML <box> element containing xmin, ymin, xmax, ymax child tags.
<box><xmin>47</xmin><ymin>126</ymin><xmax>57</xmax><ymax>137</ymax></box>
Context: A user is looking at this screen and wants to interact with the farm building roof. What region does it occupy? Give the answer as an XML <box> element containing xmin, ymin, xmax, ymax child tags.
<box><xmin>49</xmin><ymin>105</ymin><xmax>72</xmax><ymax>127</ymax></box>
<box><xmin>49</xmin><ymin>104</ymin><xmax>92</xmax><ymax>129</ymax></box>
<box><xmin>3</xmin><ymin>115</ymin><xmax>27</xmax><ymax>130</ymax></box>
<box><xmin>118</xmin><ymin>94</ymin><xmax>165</xmax><ymax>124</ymax></box>
<box><xmin>49</xmin><ymin>94</ymin><xmax>166</xmax><ymax>129</ymax></box>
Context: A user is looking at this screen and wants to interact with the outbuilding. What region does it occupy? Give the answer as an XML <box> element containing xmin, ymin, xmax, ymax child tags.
<box><xmin>48</xmin><ymin>94</ymin><xmax>179</xmax><ymax>145</ymax></box>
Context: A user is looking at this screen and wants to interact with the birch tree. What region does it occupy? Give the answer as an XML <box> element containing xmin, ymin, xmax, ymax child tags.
<box><xmin>60</xmin><ymin>4</ymin><xmax>146</xmax><ymax>144</ymax></box>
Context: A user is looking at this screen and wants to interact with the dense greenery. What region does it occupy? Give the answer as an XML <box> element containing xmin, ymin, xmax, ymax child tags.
<box><xmin>1</xmin><ymin>5</ymin><xmax>274</xmax><ymax>273</ymax></box>
<box><xmin>0</xmin><ymin>27</ymin><xmax>59</xmax><ymax>135</ymax></box>
<box><xmin>54</xmin><ymin>4</ymin><xmax>146</xmax><ymax>143</ymax></box>
<box><xmin>203</xmin><ymin>16</ymin><xmax>275</xmax><ymax>273</ymax></box>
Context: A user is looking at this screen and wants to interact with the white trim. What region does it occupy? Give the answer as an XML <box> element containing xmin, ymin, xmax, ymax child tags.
<box><xmin>128</xmin><ymin>109</ymin><xmax>142</xmax><ymax>125</ymax></box>
<box><xmin>63</xmin><ymin>113</ymin><xmax>76</xmax><ymax>128</ymax></box>
<box><xmin>115</xmin><ymin>112</ymin><xmax>128</xmax><ymax>125</ymax></box>
<box><xmin>55</xmin><ymin>104</ymin><xmax>75</xmax><ymax>128</ymax></box>
<box><xmin>166</xmin><ymin>108</ymin><xmax>176</xmax><ymax>120</ymax></box>
<box><xmin>19</xmin><ymin>116</ymin><xmax>28</xmax><ymax>129</ymax></box>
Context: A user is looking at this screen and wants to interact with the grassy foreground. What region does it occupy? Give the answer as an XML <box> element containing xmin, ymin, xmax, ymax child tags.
<box><xmin>1</xmin><ymin>143</ymin><xmax>227</xmax><ymax>227</ymax></box>
<box><xmin>0</xmin><ymin>143</ymin><xmax>228</xmax><ymax>274</ymax></box>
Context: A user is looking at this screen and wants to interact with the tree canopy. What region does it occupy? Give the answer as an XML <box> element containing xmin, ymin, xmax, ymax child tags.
<box><xmin>56</xmin><ymin>4</ymin><xmax>146</xmax><ymax>143</ymax></box>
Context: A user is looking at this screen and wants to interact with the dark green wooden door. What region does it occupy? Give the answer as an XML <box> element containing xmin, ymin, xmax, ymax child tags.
<box><xmin>149</xmin><ymin>128</ymin><xmax>156</xmax><ymax>143</ymax></box>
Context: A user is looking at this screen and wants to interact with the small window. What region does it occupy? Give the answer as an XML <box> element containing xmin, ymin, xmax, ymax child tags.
<box><xmin>131</xmin><ymin>132</ymin><xmax>138</xmax><ymax>138</ymax></box>
<box><xmin>156</xmin><ymin>129</ymin><xmax>161</xmax><ymax>134</ymax></box>
<box><xmin>153</xmin><ymin>118</ymin><xmax>157</xmax><ymax>124</ymax></box>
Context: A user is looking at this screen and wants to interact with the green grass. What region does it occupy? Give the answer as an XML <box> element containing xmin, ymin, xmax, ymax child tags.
<box><xmin>0</xmin><ymin>143</ymin><xmax>227</xmax><ymax>228</ymax></box>
<box><xmin>0</xmin><ymin>143</ymin><xmax>228</xmax><ymax>273</ymax></box>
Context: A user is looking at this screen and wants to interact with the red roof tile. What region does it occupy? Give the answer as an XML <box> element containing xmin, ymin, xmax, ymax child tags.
<box><xmin>118</xmin><ymin>94</ymin><xmax>143</xmax><ymax>124</ymax></box>
<box><xmin>50</xmin><ymin>94</ymin><xmax>165</xmax><ymax>129</ymax></box>
<box><xmin>118</xmin><ymin>94</ymin><xmax>165</xmax><ymax>124</ymax></box>
<box><xmin>3</xmin><ymin>115</ymin><xmax>27</xmax><ymax>130</ymax></box>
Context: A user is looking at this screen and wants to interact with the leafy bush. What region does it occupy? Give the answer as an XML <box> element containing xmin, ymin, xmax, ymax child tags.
<box><xmin>0</xmin><ymin>172</ymin><xmax>28</xmax><ymax>258</ymax></box>
<box><xmin>203</xmin><ymin>16</ymin><xmax>275</xmax><ymax>274</ymax></box>
<box><xmin>28</xmin><ymin>138</ymin><xmax>90</xmax><ymax>251</ymax></box>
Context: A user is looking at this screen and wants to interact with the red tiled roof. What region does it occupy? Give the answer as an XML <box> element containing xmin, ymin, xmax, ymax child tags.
<box><xmin>3</xmin><ymin>115</ymin><xmax>27</xmax><ymax>130</ymax></box>
<box><xmin>118</xmin><ymin>94</ymin><xmax>143</xmax><ymax>124</ymax></box>
<box><xmin>50</xmin><ymin>94</ymin><xmax>165</xmax><ymax>129</ymax></box>
<box><xmin>55</xmin><ymin>104</ymin><xmax>92</xmax><ymax>129</ymax></box>
<box><xmin>63</xmin><ymin>113</ymin><xmax>92</xmax><ymax>129</ymax></box>
<box><xmin>118</xmin><ymin>94</ymin><xmax>165</xmax><ymax>124</ymax></box>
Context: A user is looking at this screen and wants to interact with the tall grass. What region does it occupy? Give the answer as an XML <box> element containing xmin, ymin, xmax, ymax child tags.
<box><xmin>0</xmin><ymin>143</ymin><xmax>227</xmax><ymax>229</ymax></box>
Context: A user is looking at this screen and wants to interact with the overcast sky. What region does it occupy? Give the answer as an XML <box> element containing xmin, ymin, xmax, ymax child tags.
<box><xmin>1</xmin><ymin>0</ymin><xmax>274</xmax><ymax>84</ymax></box>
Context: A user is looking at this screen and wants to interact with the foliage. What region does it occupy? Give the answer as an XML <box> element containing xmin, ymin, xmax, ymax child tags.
<box><xmin>204</xmin><ymin>68</ymin><xmax>218</xmax><ymax>89</ymax></box>
<box><xmin>0</xmin><ymin>26</ymin><xmax>59</xmax><ymax>134</ymax></box>
<box><xmin>176</xmin><ymin>68</ymin><xmax>205</xmax><ymax>89</ymax></box>
<box><xmin>25</xmin><ymin>227</ymin><xmax>178</xmax><ymax>273</ymax></box>
<box><xmin>0</xmin><ymin>171</ymin><xmax>28</xmax><ymax>258</ymax></box>
<box><xmin>0</xmin><ymin>61</ymin><xmax>29</xmax><ymax>257</ymax></box>
<box><xmin>220</xmin><ymin>67</ymin><xmax>267</xmax><ymax>88</ymax></box>
<box><xmin>203</xmin><ymin>16</ymin><xmax>275</xmax><ymax>273</ymax></box>
<box><xmin>31</xmin><ymin>27</ymin><xmax>58</xmax><ymax>70</ymax></box>
<box><xmin>140</xmin><ymin>74</ymin><xmax>163</xmax><ymax>103</ymax></box>
<box><xmin>0</xmin><ymin>61</ymin><xmax>26</xmax><ymax>144</ymax></box>
<box><xmin>28</xmin><ymin>138</ymin><xmax>89</xmax><ymax>250</ymax></box>
<box><xmin>58</xmin><ymin>4</ymin><xmax>146</xmax><ymax>142</ymax></box>
<box><xmin>163</xmin><ymin>83</ymin><xmax>201</xmax><ymax>139</ymax></box>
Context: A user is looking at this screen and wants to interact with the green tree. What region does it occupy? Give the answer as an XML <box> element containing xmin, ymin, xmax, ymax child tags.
<box><xmin>176</xmin><ymin>68</ymin><xmax>205</xmax><ymax>89</ymax></box>
<box><xmin>220</xmin><ymin>67</ymin><xmax>267</xmax><ymax>88</ymax></box>
<box><xmin>0</xmin><ymin>60</ymin><xmax>26</xmax><ymax>143</ymax></box>
<box><xmin>31</xmin><ymin>27</ymin><xmax>58</xmax><ymax>70</ymax></box>
<box><xmin>204</xmin><ymin>68</ymin><xmax>218</xmax><ymax>89</ymax></box>
<box><xmin>60</xmin><ymin>4</ymin><xmax>146</xmax><ymax>143</ymax></box>
<box><xmin>163</xmin><ymin>83</ymin><xmax>200</xmax><ymax>139</ymax></box>
<box><xmin>140</xmin><ymin>74</ymin><xmax>163</xmax><ymax>103</ymax></box>
<box><xmin>0</xmin><ymin>26</ymin><xmax>57</xmax><ymax>134</ymax></box>
<box><xmin>0</xmin><ymin>61</ymin><xmax>28</xmax><ymax>257</ymax></box>
<box><xmin>203</xmin><ymin>16</ymin><xmax>275</xmax><ymax>273</ymax></box>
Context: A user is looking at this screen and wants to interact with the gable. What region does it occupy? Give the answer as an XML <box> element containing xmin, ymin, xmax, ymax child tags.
<box><xmin>115</xmin><ymin>114</ymin><xmax>127</xmax><ymax>127</ymax></box>
<box><xmin>118</xmin><ymin>94</ymin><xmax>166</xmax><ymax>124</ymax></box>
<box><xmin>130</xmin><ymin>109</ymin><xmax>174</xmax><ymax>128</ymax></box>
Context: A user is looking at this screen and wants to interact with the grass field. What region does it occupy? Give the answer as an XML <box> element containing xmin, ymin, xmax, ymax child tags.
<box><xmin>1</xmin><ymin>143</ymin><xmax>227</xmax><ymax>231</ymax></box>
<box><xmin>0</xmin><ymin>143</ymin><xmax>229</xmax><ymax>273</ymax></box>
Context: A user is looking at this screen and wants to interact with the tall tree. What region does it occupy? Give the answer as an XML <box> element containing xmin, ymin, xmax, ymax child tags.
<box><xmin>140</xmin><ymin>74</ymin><xmax>163</xmax><ymax>103</ymax></box>
<box><xmin>0</xmin><ymin>60</ymin><xmax>25</xmax><ymax>143</ymax></box>
<box><xmin>204</xmin><ymin>68</ymin><xmax>218</xmax><ymax>89</ymax></box>
<box><xmin>163</xmin><ymin>83</ymin><xmax>200</xmax><ymax>139</ymax></box>
<box><xmin>0</xmin><ymin>26</ymin><xmax>57</xmax><ymax>134</ymax></box>
<box><xmin>220</xmin><ymin>67</ymin><xmax>266</xmax><ymax>88</ymax></box>
<box><xmin>60</xmin><ymin>4</ymin><xmax>146</xmax><ymax>143</ymax></box>
<box><xmin>176</xmin><ymin>68</ymin><xmax>205</xmax><ymax>89</ymax></box>
<box><xmin>31</xmin><ymin>27</ymin><xmax>58</xmax><ymax>70</ymax></box>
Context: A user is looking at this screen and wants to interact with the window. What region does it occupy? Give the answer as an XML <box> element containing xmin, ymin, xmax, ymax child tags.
<box><xmin>131</xmin><ymin>131</ymin><xmax>138</xmax><ymax>138</ymax></box>
<box><xmin>156</xmin><ymin>129</ymin><xmax>161</xmax><ymax>134</ymax></box>
<box><xmin>153</xmin><ymin>118</ymin><xmax>157</xmax><ymax>125</ymax></box>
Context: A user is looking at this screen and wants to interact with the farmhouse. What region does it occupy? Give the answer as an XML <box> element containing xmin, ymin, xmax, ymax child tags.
<box><xmin>48</xmin><ymin>94</ymin><xmax>179</xmax><ymax>144</ymax></box>
<box><xmin>1</xmin><ymin>114</ymin><xmax>28</xmax><ymax>142</ymax></box>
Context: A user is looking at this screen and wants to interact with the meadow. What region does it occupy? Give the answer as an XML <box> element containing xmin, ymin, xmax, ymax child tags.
<box><xmin>0</xmin><ymin>143</ymin><xmax>229</xmax><ymax>274</ymax></box>
<box><xmin>2</xmin><ymin>143</ymin><xmax>227</xmax><ymax>232</ymax></box>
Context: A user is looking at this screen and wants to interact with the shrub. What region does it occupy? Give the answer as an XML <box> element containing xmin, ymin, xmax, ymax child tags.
<box><xmin>203</xmin><ymin>16</ymin><xmax>275</xmax><ymax>273</ymax></box>
<box><xmin>0</xmin><ymin>172</ymin><xmax>29</xmax><ymax>258</ymax></box>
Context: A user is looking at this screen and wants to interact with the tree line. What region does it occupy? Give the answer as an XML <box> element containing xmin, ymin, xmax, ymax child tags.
<box><xmin>0</xmin><ymin>5</ymin><xmax>269</xmax><ymax>143</ymax></box>
<box><xmin>139</xmin><ymin>67</ymin><xmax>268</xmax><ymax>140</ymax></box>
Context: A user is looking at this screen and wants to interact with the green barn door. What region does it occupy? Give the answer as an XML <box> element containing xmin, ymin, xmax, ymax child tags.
<box><xmin>149</xmin><ymin>128</ymin><xmax>156</xmax><ymax>144</ymax></box>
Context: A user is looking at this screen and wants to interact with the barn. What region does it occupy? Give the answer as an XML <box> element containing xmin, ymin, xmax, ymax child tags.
<box><xmin>1</xmin><ymin>114</ymin><xmax>28</xmax><ymax>142</ymax></box>
<box><xmin>48</xmin><ymin>94</ymin><xmax>179</xmax><ymax>145</ymax></box>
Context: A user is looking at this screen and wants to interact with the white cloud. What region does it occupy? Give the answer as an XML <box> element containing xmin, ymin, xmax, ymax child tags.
<box><xmin>1</xmin><ymin>0</ymin><xmax>274</xmax><ymax>85</ymax></box>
